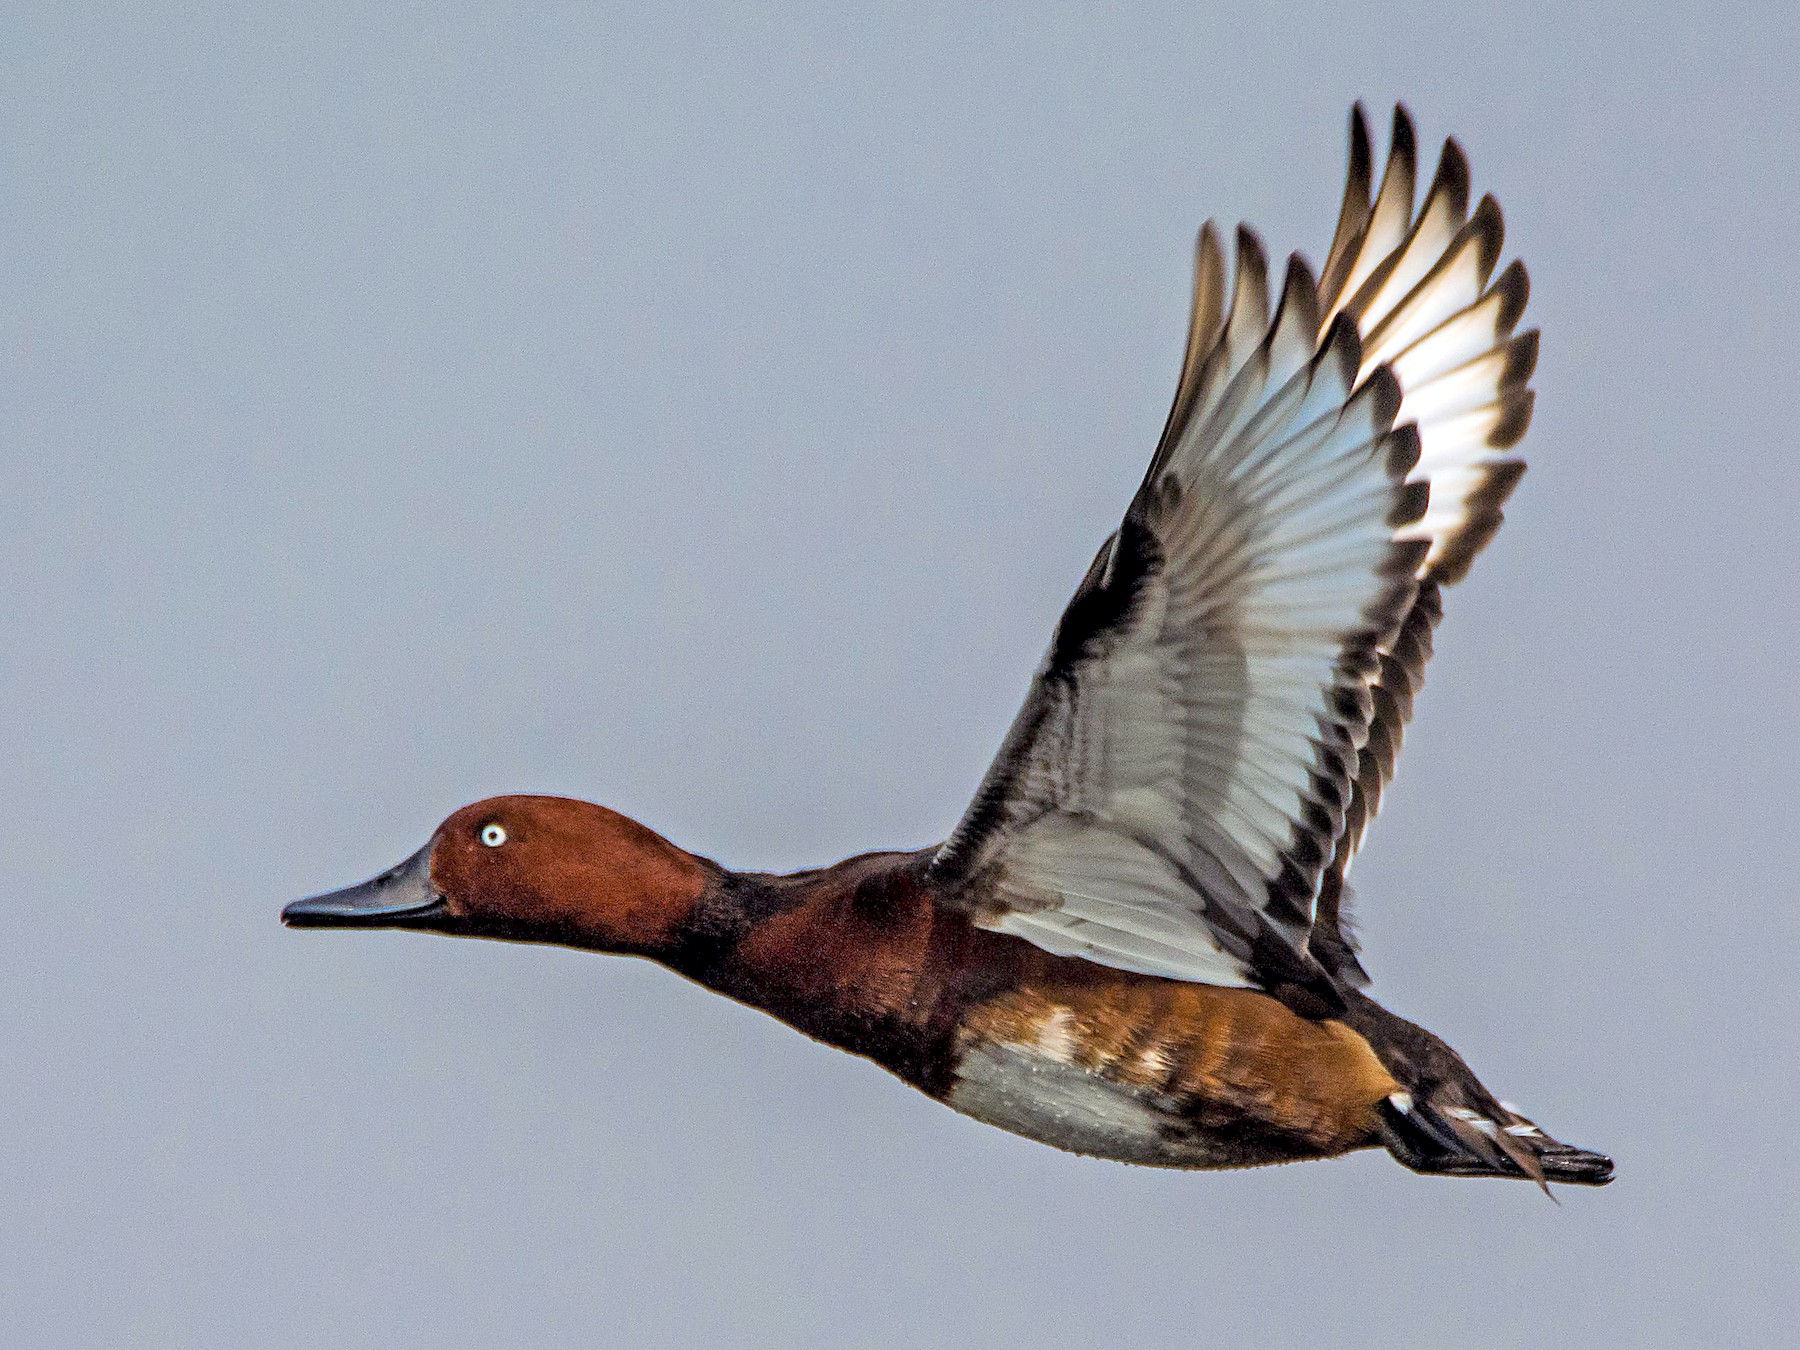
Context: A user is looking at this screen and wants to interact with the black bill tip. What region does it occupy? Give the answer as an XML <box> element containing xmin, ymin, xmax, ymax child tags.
<box><xmin>282</xmin><ymin>841</ymin><xmax>449</xmax><ymax>929</ymax></box>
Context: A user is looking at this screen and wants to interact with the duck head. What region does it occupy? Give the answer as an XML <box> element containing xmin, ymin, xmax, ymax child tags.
<box><xmin>281</xmin><ymin>795</ymin><xmax>712</xmax><ymax>954</ymax></box>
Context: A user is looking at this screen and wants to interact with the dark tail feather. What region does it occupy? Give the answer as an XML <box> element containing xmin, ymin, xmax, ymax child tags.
<box><xmin>1376</xmin><ymin>1092</ymin><xmax>1614</xmax><ymax>1191</ymax></box>
<box><xmin>1343</xmin><ymin>991</ymin><xmax>1614</xmax><ymax>1191</ymax></box>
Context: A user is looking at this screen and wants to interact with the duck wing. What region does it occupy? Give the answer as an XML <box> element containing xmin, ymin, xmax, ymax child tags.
<box><xmin>929</xmin><ymin>106</ymin><xmax>1535</xmax><ymax>991</ymax></box>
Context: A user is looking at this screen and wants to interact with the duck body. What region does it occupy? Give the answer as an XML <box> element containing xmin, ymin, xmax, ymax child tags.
<box><xmin>285</xmin><ymin>105</ymin><xmax>1614</xmax><ymax>1188</ymax></box>
<box><xmin>678</xmin><ymin>848</ymin><xmax>1398</xmax><ymax>1170</ymax></box>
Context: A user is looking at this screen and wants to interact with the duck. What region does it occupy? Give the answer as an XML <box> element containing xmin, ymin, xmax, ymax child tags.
<box><xmin>284</xmin><ymin>104</ymin><xmax>1613</xmax><ymax>1188</ymax></box>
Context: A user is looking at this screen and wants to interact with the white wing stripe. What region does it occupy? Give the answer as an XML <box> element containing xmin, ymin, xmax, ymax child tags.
<box><xmin>1363</xmin><ymin>229</ymin><xmax>1492</xmax><ymax>371</ymax></box>
<box><xmin>1400</xmin><ymin>344</ymin><xmax>1523</xmax><ymax>425</ymax></box>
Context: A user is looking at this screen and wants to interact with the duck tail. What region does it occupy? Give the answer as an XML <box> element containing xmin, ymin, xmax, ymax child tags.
<box><xmin>1343</xmin><ymin>993</ymin><xmax>1614</xmax><ymax>1190</ymax></box>
<box><xmin>1374</xmin><ymin>1089</ymin><xmax>1614</xmax><ymax>1190</ymax></box>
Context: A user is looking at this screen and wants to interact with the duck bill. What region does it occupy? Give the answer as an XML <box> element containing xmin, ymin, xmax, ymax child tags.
<box><xmin>281</xmin><ymin>840</ymin><xmax>450</xmax><ymax>929</ymax></box>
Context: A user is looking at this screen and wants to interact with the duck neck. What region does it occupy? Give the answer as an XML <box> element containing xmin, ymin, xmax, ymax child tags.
<box><xmin>657</xmin><ymin>849</ymin><xmax>951</xmax><ymax>1078</ymax></box>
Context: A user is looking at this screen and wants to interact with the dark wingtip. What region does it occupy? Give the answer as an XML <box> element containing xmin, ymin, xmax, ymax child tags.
<box><xmin>1283</xmin><ymin>249</ymin><xmax>1318</xmax><ymax>298</ymax></box>
<box><xmin>1316</xmin><ymin>310</ymin><xmax>1363</xmax><ymax>391</ymax></box>
<box><xmin>1432</xmin><ymin>137</ymin><xmax>1472</xmax><ymax>221</ymax></box>
<box><xmin>1235</xmin><ymin>222</ymin><xmax>1268</xmax><ymax>274</ymax></box>
<box><xmin>1488</xmin><ymin>387</ymin><xmax>1536</xmax><ymax>448</ymax></box>
<box><xmin>1275</xmin><ymin>251</ymin><xmax>1321</xmax><ymax>342</ymax></box>
<box><xmin>1349</xmin><ymin>102</ymin><xmax>1373</xmax><ymax>180</ymax></box>
<box><xmin>1505</xmin><ymin>329</ymin><xmax>1541</xmax><ymax>388</ymax></box>
<box><xmin>1469</xmin><ymin>193</ymin><xmax>1506</xmax><ymax>286</ymax></box>
<box><xmin>1384</xmin><ymin>426</ymin><xmax>1425</xmax><ymax>493</ymax></box>
<box><xmin>1491</xmin><ymin>258</ymin><xmax>1531</xmax><ymax>334</ymax></box>
<box><xmin>1390</xmin><ymin>103</ymin><xmax>1417</xmax><ymax>166</ymax></box>
<box><xmin>1362</xmin><ymin>363</ymin><xmax>1403</xmax><ymax>430</ymax></box>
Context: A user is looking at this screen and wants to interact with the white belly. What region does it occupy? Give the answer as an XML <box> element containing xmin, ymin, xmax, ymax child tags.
<box><xmin>947</xmin><ymin>1038</ymin><xmax>1227</xmax><ymax>1168</ymax></box>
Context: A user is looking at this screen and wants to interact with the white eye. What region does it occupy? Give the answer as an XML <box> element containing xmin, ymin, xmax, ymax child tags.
<box><xmin>480</xmin><ymin>823</ymin><xmax>507</xmax><ymax>847</ymax></box>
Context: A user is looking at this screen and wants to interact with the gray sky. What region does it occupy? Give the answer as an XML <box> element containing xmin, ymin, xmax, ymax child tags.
<box><xmin>4</xmin><ymin>3</ymin><xmax>1796</xmax><ymax>1346</ymax></box>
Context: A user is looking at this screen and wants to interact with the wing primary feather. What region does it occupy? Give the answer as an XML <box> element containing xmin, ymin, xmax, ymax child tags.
<box><xmin>1384</xmin><ymin>422</ymin><xmax>1424</xmax><ymax>482</ymax></box>
<box><xmin>1425</xmin><ymin>460</ymin><xmax>1527</xmax><ymax>584</ymax></box>
<box><xmin>1468</xmin><ymin>194</ymin><xmax>1505</xmax><ymax>286</ymax></box>
<box><xmin>1506</xmin><ymin>328</ymin><xmax>1541</xmax><ymax>387</ymax></box>
<box><xmin>1383</xmin><ymin>104</ymin><xmax>1419</xmax><ymax>208</ymax></box>
<box><xmin>1316</xmin><ymin>310</ymin><xmax>1363</xmax><ymax>394</ymax></box>
<box><xmin>1319</xmin><ymin>104</ymin><xmax>1374</xmax><ymax>314</ymax></box>
<box><xmin>1336</xmin><ymin>105</ymin><xmax>1418</xmax><ymax>312</ymax></box>
<box><xmin>1432</xmin><ymin>138</ymin><xmax>1472</xmax><ymax>223</ymax></box>
<box><xmin>1355</xmin><ymin>138</ymin><xmax>1475</xmax><ymax>334</ymax></box>
<box><xmin>1226</xmin><ymin>225</ymin><xmax>1271</xmax><ymax>358</ymax></box>
<box><xmin>1152</xmin><ymin>222</ymin><xmax>1229</xmax><ymax>477</ymax></box>
<box><xmin>1490</xmin><ymin>258</ymin><xmax>1530</xmax><ymax>333</ymax></box>
<box><xmin>1488</xmin><ymin>387</ymin><xmax>1536</xmax><ymax>449</ymax></box>
<box><xmin>1271</xmin><ymin>253</ymin><xmax>1322</xmax><ymax>363</ymax></box>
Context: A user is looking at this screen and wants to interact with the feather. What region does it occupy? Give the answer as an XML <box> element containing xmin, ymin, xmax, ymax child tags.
<box><xmin>935</xmin><ymin>106</ymin><xmax>1536</xmax><ymax>993</ymax></box>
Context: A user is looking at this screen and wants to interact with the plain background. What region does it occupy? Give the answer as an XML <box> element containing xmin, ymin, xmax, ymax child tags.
<box><xmin>4</xmin><ymin>4</ymin><xmax>1796</xmax><ymax>1346</ymax></box>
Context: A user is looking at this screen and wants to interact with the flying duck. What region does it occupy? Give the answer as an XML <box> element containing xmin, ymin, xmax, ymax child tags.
<box><xmin>285</xmin><ymin>105</ymin><xmax>1613</xmax><ymax>1188</ymax></box>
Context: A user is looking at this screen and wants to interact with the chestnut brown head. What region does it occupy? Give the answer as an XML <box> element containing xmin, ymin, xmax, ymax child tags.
<box><xmin>282</xmin><ymin>795</ymin><xmax>713</xmax><ymax>955</ymax></box>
